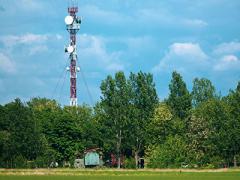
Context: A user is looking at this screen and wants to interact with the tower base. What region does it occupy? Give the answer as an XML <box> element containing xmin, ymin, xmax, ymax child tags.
<box><xmin>70</xmin><ymin>98</ymin><xmax>77</xmax><ymax>106</ymax></box>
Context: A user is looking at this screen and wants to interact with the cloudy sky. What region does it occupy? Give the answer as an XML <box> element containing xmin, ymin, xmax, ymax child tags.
<box><xmin>0</xmin><ymin>0</ymin><xmax>240</xmax><ymax>105</ymax></box>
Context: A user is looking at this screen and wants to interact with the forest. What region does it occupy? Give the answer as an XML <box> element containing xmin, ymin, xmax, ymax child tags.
<box><xmin>0</xmin><ymin>71</ymin><xmax>240</xmax><ymax>169</ymax></box>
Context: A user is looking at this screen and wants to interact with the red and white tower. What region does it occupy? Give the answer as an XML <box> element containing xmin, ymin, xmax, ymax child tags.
<box><xmin>64</xmin><ymin>4</ymin><xmax>81</xmax><ymax>106</ymax></box>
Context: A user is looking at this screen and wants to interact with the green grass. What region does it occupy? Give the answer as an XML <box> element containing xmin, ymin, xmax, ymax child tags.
<box><xmin>0</xmin><ymin>172</ymin><xmax>240</xmax><ymax>180</ymax></box>
<box><xmin>1</xmin><ymin>169</ymin><xmax>240</xmax><ymax>180</ymax></box>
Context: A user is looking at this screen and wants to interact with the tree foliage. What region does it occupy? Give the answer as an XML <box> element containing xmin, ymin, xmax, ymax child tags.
<box><xmin>146</xmin><ymin>135</ymin><xmax>187</xmax><ymax>168</ymax></box>
<box><xmin>147</xmin><ymin>103</ymin><xmax>173</xmax><ymax>145</ymax></box>
<box><xmin>166</xmin><ymin>71</ymin><xmax>192</xmax><ymax>120</ymax></box>
<box><xmin>192</xmin><ymin>78</ymin><xmax>217</xmax><ymax>107</ymax></box>
<box><xmin>99</xmin><ymin>72</ymin><xmax>130</xmax><ymax>168</ymax></box>
<box><xmin>128</xmin><ymin>71</ymin><xmax>158</xmax><ymax>167</ymax></box>
<box><xmin>187</xmin><ymin>99</ymin><xmax>230</xmax><ymax>166</ymax></box>
<box><xmin>0</xmin><ymin>72</ymin><xmax>239</xmax><ymax>169</ymax></box>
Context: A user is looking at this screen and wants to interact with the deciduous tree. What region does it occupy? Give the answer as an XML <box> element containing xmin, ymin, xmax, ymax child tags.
<box><xmin>166</xmin><ymin>71</ymin><xmax>192</xmax><ymax>120</ymax></box>
<box><xmin>192</xmin><ymin>78</ymin><xmax>217</xmax><ymax>107</ymax></box>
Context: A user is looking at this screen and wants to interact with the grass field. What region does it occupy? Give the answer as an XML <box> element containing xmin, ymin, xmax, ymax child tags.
<box><xmin>0</xmin><ymin>169</ymin><xmax>240</xmax><ymax>180</ymax></box>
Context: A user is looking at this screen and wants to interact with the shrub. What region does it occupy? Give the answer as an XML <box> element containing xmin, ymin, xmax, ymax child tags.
<box><xmin>123</xmin><ymin>157</ymin><xmax>136</xmax><ymax>169</ymax></box>
<box><xmin>146</xmin><ymin>135</ymin><xmax>188</xmax><ymax>168</ymax></box>
<box><xmin>12</xmin><ymin>155</ymin><xmax>27</xmax><ymax>168</ymax></box>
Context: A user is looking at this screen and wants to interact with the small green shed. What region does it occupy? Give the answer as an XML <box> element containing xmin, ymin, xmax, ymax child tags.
<box><xmin>84</xmin><ymin>149</ymin><xmax>100</xmax><ymax>166</ymax></box>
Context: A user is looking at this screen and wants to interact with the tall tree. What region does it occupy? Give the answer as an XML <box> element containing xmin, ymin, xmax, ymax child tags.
<box><xmin>49</xmin><ymin>106</ymin><xmax>83</xmax><ymax>163</ymax></box>
<box><xmin>187</xmin><ymin>99</ymin><xmax>230</xmax><ymax>167</ymax></box>
<box><xmin>128</xmin><ymin>71</ymin><xmax>158</xmax><ymax>167</ymax></box>
<box><xmin>93</xmin><ymin>102</ymin><xmax>113</xmax><ymax>156</ymax></box>
<box><xmin>166</xmin><ymin>71</ymin><xmax>192</xmax><ymax>120</ymax></box>
<box><xmin>28</xmin><ymin>98</ymin><xmax>95</xmax><ymax>165</ymax></box>
<box><xmin>28</xmin><ymin>98</ymin><xmax>61</xmax><ymax>136</ymax></box>
<box><xmin>0</xmin><ymin>104</ymin><xmax>8</xmax><ymax>166</ymax></box>
<box><xmin>100</xmin><ymin>71</ymin><xmax>130</xmax><ymax>168</ymax></box>
<box><xmin>192</xmin><ymin>78</ymin><xmax>217</xmax><ymax>107</ymax></box>
<box><xmin>2</xmin><ymin>99</ymin><xmax>45</xmax><ymax>167</ymax></box>
<box><xmin>224</xmin><ymin>81</ymin><xmax>240</xmax><ymax>166</ymax></box>
<box><xmin>28</xmin><ymin>98</ymin><xmax>61</xmax><ymax>164</ymax></box>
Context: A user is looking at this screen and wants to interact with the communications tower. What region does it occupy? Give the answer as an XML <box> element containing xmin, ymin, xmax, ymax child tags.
<box><xmin>64</xmin><ymin>4</ymin><xmax>81</xmax><ymax>106</ymax></box>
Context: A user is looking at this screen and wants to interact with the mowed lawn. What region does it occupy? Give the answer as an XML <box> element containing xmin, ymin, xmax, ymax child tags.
<box><xmin>0</xmin><ymin>171</ymin><xmax>240</xmax><ymax>180</ymax></box>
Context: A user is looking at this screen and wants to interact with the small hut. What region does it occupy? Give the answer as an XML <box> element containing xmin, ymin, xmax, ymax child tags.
<box><xmin>84</xmin><ymin>148</ymin><xmax>102</xmax><ymax>167</ymax></box>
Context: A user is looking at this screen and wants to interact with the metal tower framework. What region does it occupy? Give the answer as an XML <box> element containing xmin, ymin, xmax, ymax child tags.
<box><xmin>65</xmin><ymin>5</ymin><xmax>81</xmax><ymax>106</ymax></box>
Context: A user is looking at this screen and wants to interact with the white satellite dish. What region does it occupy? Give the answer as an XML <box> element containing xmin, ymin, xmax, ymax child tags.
<box><xmin>65</xmin><ymin>15</ymin><xmax>74</xmax><ymax>25</ymax></box>
<box><xmin>67</xmin><ymin>45</ymin><xmax>74</xmax><ymax>53</ymax></box>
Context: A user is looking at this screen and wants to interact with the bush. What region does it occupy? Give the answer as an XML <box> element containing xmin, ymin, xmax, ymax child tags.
<box><xmin>207</xmin><ymin>156</ymin><xmax>224</xmax><ymax>168</ymax></box>
<box><xmin>12</xmin><ymin>155</ymin><xmax>27</xmax><ymax>168</ymax></box>
<box><xmin>146</xmin><ymin>135</ymin><xmax>188</xmax><ymax>168</ymax></box>
<box><xmin>204</xmin><ymin>163</ymin><xmax>215</xmax><ymax>169</ymax></box>
<box><xmin>123</xmin><ymin>157</ymin><xmax>136</xmax><ymax>169</ymax></box>
<box><xmin>34</xmin><ymin>156</ymin><xmax>48</xmax><ymax>168</ymax></box>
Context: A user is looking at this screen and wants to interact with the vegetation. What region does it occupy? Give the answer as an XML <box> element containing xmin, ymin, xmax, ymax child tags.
<box><xmin>0</xmin><ymin>170</ymin><xmax>240</xmax><ymax>180</ymax></box>
<box><xmin>0</xmin><ymin>71</ymin><xmax>240</xmax><ymax>169</ymax></box>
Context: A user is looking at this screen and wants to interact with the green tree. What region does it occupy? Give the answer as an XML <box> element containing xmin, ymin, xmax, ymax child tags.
<box><xmin>2</xmin><ymin>99</ymin><xmax>45</xmax><ymax>167</ymax></box>
<box><xmin>50</xmin><ymin>107</ymin><xmax>82</xmax><ymax>163</ymax></box>
<box><xmin>128</xmin><ymin>71</ymin><xmax>159</xmax><ymax>168</ymax></box>
<box><xmin>100</xmin><ymin>71</ymin><xmax>130</xmax><ymax>168</ymax></box>
<box><xmin>166</xmin><ymin>71</ymin><xmax>192</xmax><ymax>120</ymax></box>
<box><xmin>187</xmin><ymin>99</ymin><xmax>230</xmax><ymax>167</ymax></box>
<box><xmin>186</xmin><ymin>114</ymin><xmax>212</xmax><ymax>166</ymax></box>
<box><xmin>28</xmin><ymin>98</ymin><xmax>61</xmax><ymax>165</ymax></box>
<box><xmin>192</xmin><ymin>78</ymin><xmax>217</xmax><ymax>107</ymax></box>
<box><xmin>28</xmin><ymin>98</ymin><xmax>61</xmax><ymax>140</ymax></box>
<box><xmin>224</xmin><ymin>81</ymin><xmax>240</xmax><ymax>166</ymax></box>
<box><xmin>147</xmin><ymin>103</ymin><xmax>173</xmax><ymax>146</ymax></box>
<box><xmin>146</xmin><ymin>135</ymin><xmax>187</xmax><ymax>168</ymax></box>
<box><xmin>28</xmin><ymin>98</ymin><xmax>95</xmax><ymax>166</ymax></box>
<box><xmin>0</xmin><ymin>104</ymin><xmax>8</xmax><ymax>167</ymax></box>
<box><xmin>93</xmin><ymin>102</ymin><xmax>112</xmax><ymax>155</ymax></box>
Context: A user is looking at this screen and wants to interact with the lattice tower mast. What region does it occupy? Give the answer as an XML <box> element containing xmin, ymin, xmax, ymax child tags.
<box><xmin>64</xmin><ymin>3</ymin><xmax>81</xmax><ymax>106</ymax></box>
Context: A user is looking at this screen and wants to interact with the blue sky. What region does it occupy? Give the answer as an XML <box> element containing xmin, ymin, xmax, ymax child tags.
<box><xmin>0</xmin><ymin>0</ymin><xmax>240</xmax><ymax>106</ymax></box>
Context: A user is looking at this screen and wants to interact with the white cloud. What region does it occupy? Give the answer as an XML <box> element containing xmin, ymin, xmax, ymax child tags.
<box><xmin>0</xmin><ymin>33</ymin><xmax>62</xmax><ymax>57</ymax></box>
<box><xmin>106</xmin><ymin>63</ymin><xmax>124</xmax><ymax>71</ymax></box>
<box><xmin>78</xmin><ymin>34</ymin><xmax>125</xmax><ymax>72</ymax></box>
<box><xmin>0</xmin><ymin>0</ymin><xmax>45</xmax><ymax>17</ymax></box>
<box><xmin>0</xmin><ymin>33</ymin><xmax>48</xmax><ymax>47</ymax></box>
<box><xmin>170</xmin><ymin>43</ymin><xmax>208</xmax><ymax>59</ymax></box>
<box><xmin>29</xmin><ymin>45</ymin><xmax>48</xmax><ymax>56</ymax></box>
<box><xmin>183</xmin><ymin>19</ymin><xmax>208</xmax><ymax>28</ymax></box>
<box><xmin>124</xmin><ymin>36</ymin><xmax>155</xmax><ymax>51</ymax></box>
<box><xmin>136</xmin><ymin>8</ymin><xmax>208</xmax><ymax>29</ymax></box>
<box><xmin>153</xmin><ymin>41</ymin><xmax>240</xmax><ymax>79</ymax></box>
<box><xmin>137</xmin><ymin>8</ymin><xmax>171</xmax><ymax>24</ymax></box>
<box><xmin>104</xmin><ymin>35</ymin><xmax>157</xmax><ymax>57</ymax></box>
<box><xmin>214</xmin><ymin>55</ymin><xmax>240</xmax><ymax>71</ymax></box>
<box><xmin>20</xmin><ymin>0</ymin><xmax>41</xmax><ymax>7</ymax></box>
<box><xmin>56</xmin><ymin>34</ymin><xmax>63</xmax><ymax>40</ymax></box>
<box><xmin>153</xmin><ymin>42</ymin><xmax>209</xmax><ymax>74</ymax></box>
<box><xmin>81</xmin><ymin>5</ymin><xmax>130</xmax><ymax>25</ymax></box>
<box><xmin>80</xmin><ymin>5</ymin><xmax>208</xmax><ymax>30</ymax></box>
<box><xmin>14</xmin><ymin>0</ymin><xmax>45</xmax><ymax>13</ymax></box>
<box><xmin>0</xmin><ymin>53</ymin><xmax>16</xmax><ymax>73</ymax></box>
<box><xmin>213</xmin><ymin>41</ymin><xmax>240</xmax><ymax>55</ymax></box>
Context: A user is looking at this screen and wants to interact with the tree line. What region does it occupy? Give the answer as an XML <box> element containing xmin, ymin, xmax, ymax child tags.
<box><xmin>0</xmin><ymin>71</ymin><xmax>240</xmax><ymax>168</ymax></box>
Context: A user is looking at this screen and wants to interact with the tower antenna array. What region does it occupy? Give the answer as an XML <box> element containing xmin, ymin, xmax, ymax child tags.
<box><xmin>64</xmin><ymin>3</ymin><xmax>82</xmax><ymax>106</ymax></box>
